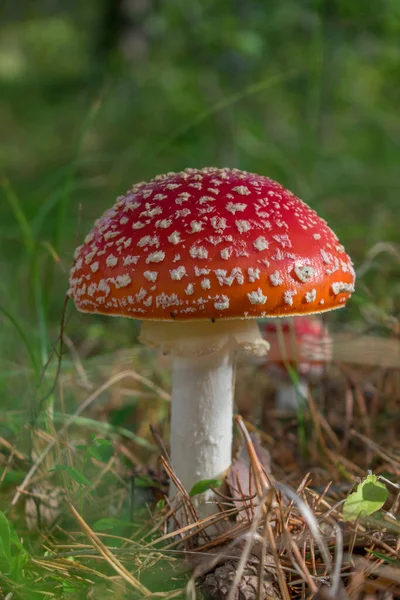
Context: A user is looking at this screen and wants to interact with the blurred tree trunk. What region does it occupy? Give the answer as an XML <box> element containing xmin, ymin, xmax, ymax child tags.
<box><xmin>97</xmin><ymin>0</ymin><xmax>150</xmax><ymax>64</ymax></box>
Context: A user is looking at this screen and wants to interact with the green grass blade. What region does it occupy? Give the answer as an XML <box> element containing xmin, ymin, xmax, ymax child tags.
<box><xmin>1</xmin><ymin>179</ymin><xmax>34</xmax><ymax>255</ymax></box>
<box><xmin>0</xmin><ymin>305</ymin><xmax>40</xmax><ymax>377</ymax></box>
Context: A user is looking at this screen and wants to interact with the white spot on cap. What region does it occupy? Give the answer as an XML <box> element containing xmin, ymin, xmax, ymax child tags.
<box><xmin>195</xmin><ymin>266</ymin><xmax>210</xmax><ymax>276</ymax></box>
<box><xmin>313</xmin><ymin>233</ymin><xmax>321</xmax><ymax>240</ymax></box>
<box><xmin>326</xmin><ymin>256</ymin><xmax>340</xmax><ymax>275</ymax></box>
<box><xmin>123</xmin><ymin>201</ymin><xmax>140</xmax><ymax>212</ymax></box>
<box><xmin>190</xmin><ymin>220</ymin><xmax>204</xmax><ymax>233</ymax></box>
<box><xmin>331</xmin><ymin>282</ymin><xmax>355</xmax><ymax>295</ymax></box>
<box><xmin>247</xmin><ymin>289</ymin><xmax>267</xmax><ymax>305</ymax></box>
<box><xmin>168</xmin><ymin>231</ymin><xmax>181</xmax><ymax>245</ymax></box>
<box><xmin>214</xmin><ymin>295</ymin><xmax>229</xmax><ymax>310</ymax></box>
<box><xmin>90</xmin><ymin>262</ymin><xmax>99</xmax><ymax>273</ymax></box>
<box><xmin>284</xmin><ymin>290</ymin><xmax>297</xmax><ymax>306</ymax></box>
<box><xmin>208</xmin><ymin>235</ymin><xmax>223</xmax><ymax>246</ymax></box>
<box><xmin>294</xmin><ymin>264</ymin><xmax>315</xmax><ymax>283</ymax></box>
<box><xmin>236</xmin><ymin>220</ymin><xmax>251</xmax><ymax>233</ymax></box>
<box><xmin>120</xmin><ymin>217</ymin><xmax>129</xmax><ymax>225</ymax></box>
<box><xmin>177</xmin><ymin>192</ymin><xmax>191</xmax><ymax>201</ymax></box>
<box><xmin>74</xmin><ymin>245</ymin><xmax>83</xmax><ymax>260</ymax></box>
<box><xmin>132</xmin><ymin>221</ymin><xmax>145</xmax><ymax>230</ymax></box>
<box><xmin>106</xmin><ymin>255</ymin><xmax>118</xmax><ymax>268</ymax></box>
<box><xmin>226</xmin><ymin>202</ymin><xmax>247</xmax><ymax>214</ymax></box>
<box><xmin>136</xmin><ymin>288</ymin><xmax>147</xmax><ymax>301</ymax></box>
<box><xmin>85</xmin><ymin>248</ymin><xmax>98</xmax><ymax>264</ymax></box>
<box><xmin>180</xmin><ymin>307</ymin><xmax>196</xmax><ymax>314</ymax></box>
<box><xmin>215</xmin><ymin>267</ymin><xmax>244</xmax><ymax>286</ymax></box>
<box><xmin>211</xmin><ymin>216</ymin><xmax>227</xmax><ymax>231</ymax></box>
<box><xmin>144</xmin><ymin>271</ymin><xmax>158</xmax><ymax>282</ymax></box>
<box><xmin>272</xmin><ymin>249</ymin><xmax>285</xmax><ymax>261</ymax></box>
<box><xmin>156</xmin><ymin>292</ymin><xmax>181</xmax><ymax>309</ymax></box>
<box><xmin>170</xmin><ymin>266</ymin><xmax>186</xmax><ymax>280</ymax></box>
<box><xmin>220</xmin><ymin>247</ymin><xmax>233</xmax><ymax>260</ymax></box>
<box><xmin>115</xmin><ymin>274</ymin><xmax>131</xmax><ymax>288</ymax></box>
<box><xmin>201</xmin><ymin>278</ymin><xmax>211</xmax><ymax>290</ymax></box>
<box><xmin>123</xmin><ymin>255</ymin><xmax>139</xmax><ymax>266</ymax></box>
<box><xmin>232</xmin><ymin>185</ymin><xmax>250</xmax><ymax>195</ymax></box>
<box><xmin>98</xmin><ymin>280</ymin><xmax>110</xmax><ymax>296</ymax></box>
<box><xmin>185</xmin><ymin>283</ymin><xmax>194</xmax><ymax>295</ymax></box>
<box><xmin>247</xmin><ymin>268</ymin><xmax>260</xmax><ymax>283</ymax></box>
<box><xmin>154</xmin><ymin>194</ymin><xmax>167</xmax><ymax>201</ymax></box>
<box><xmin>140</xmin><ymin>205</ymin><xmax>162</xmax><ymax>218</ymax></box>
<box><xmin>320</xmin><ymin>249</ymin><xmax>332</xmax><ymax>264</ymax></box>
<box><xmin>254</xmin><ymin>236</ymin><xmax>269</xmax><ymax>251</ymax></box>
<box><xmin>156</xmin><ymin>219</ymin><xmax>172</xmax><ymax>228</ymax></box>
<box><xmin>273</xmin><ymin>234</ymin><xmax>291</xmax><ymax>248</ymax></box>
<box><xmin>173</xmin><ymin>254</ymin><xmax>181</xmax><ymax>262</ymax></box>
<box><xmin>189</xmin><ymin>245</ymin><xmax>208</xmax><ymax>259</ymax></box>
<box><xmin>305</xmin><ymin>289</ymin><xmax>317</xmax><ymax>303</ymax></box>
<box><xmin>143</xmin><ymin>296</ymin><xmax>153</xmax><ymax>307</ymax></box>
<box><xmin>146</xmin><ymin>251</ymin><xmax>165</xmax><ymax>264</ymax></box>
<box><xmin>104</xmin><ymin>230</ymin><xmax>120</xmax><ymax>241</ymax></box>
<box><xmin>137</xmin><ymin>235</ymin><xmax>159</xmax><ymax>248</ymax></box>
<box><xmin>87</xmin><ymin>283</ymin><xmax>97</xmax><ymax>296</ymax></box>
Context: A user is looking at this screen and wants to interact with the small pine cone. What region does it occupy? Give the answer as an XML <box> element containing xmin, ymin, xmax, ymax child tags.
<box><xmin>201</xmin><ymin>561</ymin><xmax>281</xmax><ymax>600</ymax></box>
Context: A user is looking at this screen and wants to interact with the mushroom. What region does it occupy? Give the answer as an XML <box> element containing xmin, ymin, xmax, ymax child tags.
<box><xmin>263</xmin><ymin>316</ymin><xmax>332</xmax><ymax>411</ymax></box>
<box><xmin>68</xmin><ymin>167</ymin><xmax>355</xmax><ymax>518</ymax></box>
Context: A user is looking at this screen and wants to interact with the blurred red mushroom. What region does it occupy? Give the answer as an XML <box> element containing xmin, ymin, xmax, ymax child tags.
<box><xmin>263</xmin><ymin>316</ymin><xmax>332</xmax><ymax>411</ymax></box>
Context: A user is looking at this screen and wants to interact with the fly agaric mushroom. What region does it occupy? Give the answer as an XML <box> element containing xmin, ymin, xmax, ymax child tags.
<box><xmin>68</xmin><ymin>167</ymin><xmax>355</xmax><ymax>516</ymax></box>
<box><xmin>263</xmin><ymin>316</ymin><xmax>332</xmax><ymax>411</ymax></box>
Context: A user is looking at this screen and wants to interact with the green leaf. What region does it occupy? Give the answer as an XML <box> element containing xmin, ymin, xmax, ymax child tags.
<box><xmin>87</xmin><ymin>443</ymin><xmax>113</xmax><ymax>462</ymax></box>
<box><xmin>156</xmin><ymin>499</ymin><xmax>165</xmax><ymax>512</ymax></box>
<box><xmin>93</xmin><ymin>437</ymin><xmax>113</xmax><ymax>447</ymax></box>
<box><xmin>134</xmin><ymin>475</ymin><xmax>163</xmax><ymax>490</ymax></box>
<box><xmin>343</xmin><ymin>475</ymin><xmax>389</xmax><ymax>521</ymax></box>
<box><xmin>0</xmin><ymin>511</ymin><xmax>12</xmax><ymax>564</ymax></box>
<box><xmin>92</xmin><ymin>517</ymin><xmax>136</xmax><ymax>532</ymax></box>
<box><xmin>75</xmin><ymin>444</ymin><xmax>88</xmax><ymax>452</ymax></box>
<box><xmin>367</xmin><ymin>549</ymin><xmax>400</xmax><ymax>565</ymax></box>
<box><xmin>50</xmin><ymin>465</ymin><xmax>90</xmax><ymax>486</ymax></box>
<box><xmin>189</xmin><ymin>478</ymin><xmax>223</xmax><ymax>498</ymax></box>
<box><xmin>0</xmin><ymin>512</ymin><xmax>29</xmax><ymax>581</ymax></box>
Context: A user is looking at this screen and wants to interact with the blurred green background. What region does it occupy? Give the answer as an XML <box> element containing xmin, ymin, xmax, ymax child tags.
<box><xmin>1</xmin><ymin>0</ymin><xmax>400</xmax><ymax>386</ymax></box>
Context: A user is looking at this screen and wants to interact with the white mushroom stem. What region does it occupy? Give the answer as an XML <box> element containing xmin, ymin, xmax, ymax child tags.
<box><xmin>171</xmin><ymin>349</ymin><xmax>234</xmax><ymax>503</ymax></box>
<box><xmin>140</xmin><ymin>319</ymin><xmax>269</xmax><ymax>519</ymax></box>
<box><xmin>276</xmin><ymin>378</ymin><xmax>308</xmax><ymax>412</ymax></box>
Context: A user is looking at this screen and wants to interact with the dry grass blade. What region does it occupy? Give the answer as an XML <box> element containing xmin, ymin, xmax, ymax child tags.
<box><xmin>225</xmin><ymin>508</ymin><xmax>265</xmax><ymax>600</ymax></box>
<box><xmin>276</xmin><ymin>483</ymin><xmax>332</xmax><ymax>572</ymax></box>
<box><xmin>11</xmin><ymin>369</ymin><xmax>165</xmax><ymax>507</ymax></box>
<box><xmin>235</xmin><ymin>414</ymin><xmax>273</xmax><ymax>502</ymax></box>
<box><xmin>350</xmin><ymin>429</ymin><xmax>400</xmax><ymax>471</ymax></box>
<box><xmin>231</xmin><ymin>416</ymin><xmax>290</xmax><ymax>600</ymax></box>
<box><xmin>69</xmin><ymin>501</ymin><xmax>151</xmax><ymax>596</ymax></box>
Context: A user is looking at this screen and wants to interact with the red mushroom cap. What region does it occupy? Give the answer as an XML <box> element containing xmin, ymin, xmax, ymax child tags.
<box><xmin>263</xmin><ymin>316</ymin><xmax>332</xmax><ymax>376</ymax></box>
<box><xmin>68</xmin><ymin>167</ymin><xmax>355</xmax><ymax>321</ymax></box>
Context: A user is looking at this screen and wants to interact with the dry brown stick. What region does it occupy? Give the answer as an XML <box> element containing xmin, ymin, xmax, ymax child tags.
<box><xmin>69</xmin><ymin>502</ymin><xmax>151</xmax><ymax>595</ymax></box>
